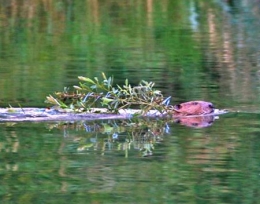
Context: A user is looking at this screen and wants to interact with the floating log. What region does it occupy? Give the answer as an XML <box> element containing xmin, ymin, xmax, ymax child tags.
<box><xmin>0</xmin><ymin>107</ymin><xmax>228</xmax><ymax>122</ymax></box>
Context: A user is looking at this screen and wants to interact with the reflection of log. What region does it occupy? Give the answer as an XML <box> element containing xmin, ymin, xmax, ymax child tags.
<box><xmin>0</xmin><ymin>107</ymin><xmax>227</xmax><ymax>122</ymax></box>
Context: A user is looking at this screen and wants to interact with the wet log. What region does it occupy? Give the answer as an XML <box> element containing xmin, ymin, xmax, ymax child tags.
<box><xmin>0</xmin><ymin>107</ymin><xmax>228</xmax><ymax>122</ymax></box>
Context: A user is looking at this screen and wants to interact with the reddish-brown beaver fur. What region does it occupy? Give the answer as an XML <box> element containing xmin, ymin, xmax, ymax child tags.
<box><xmin>172</xmin><ymin>101</ymin><xmax>214</xmax><ymax>116</ymax></box>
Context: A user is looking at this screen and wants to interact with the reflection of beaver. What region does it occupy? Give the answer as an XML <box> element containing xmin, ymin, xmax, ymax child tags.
<box><xmin>174</xmin><ymin>116</ymin><xmax>215</xmax><ymax>128</ymax></box>
<box><xmin>172</xmin><ymin>101</ymin><xmax>214</xmax><ymax>116</ymax></box>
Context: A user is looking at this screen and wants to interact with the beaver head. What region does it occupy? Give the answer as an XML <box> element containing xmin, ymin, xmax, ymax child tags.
<box><xmin>173</xmin><ymin>101</ymin><xmax>214</xmax><ymax>116</ymax></box>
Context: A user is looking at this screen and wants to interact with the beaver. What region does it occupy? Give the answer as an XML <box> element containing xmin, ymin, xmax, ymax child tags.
<box><xmin>172</xmin><ymin>101</ymin><xmax>215</xmax><ymax>116</ymax></box>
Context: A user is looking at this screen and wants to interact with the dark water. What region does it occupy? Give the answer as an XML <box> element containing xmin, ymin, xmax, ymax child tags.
<box><xmin>1</xmin><ymin>0</ymin><xmax>260</xmax><ymax>203</ymax></box>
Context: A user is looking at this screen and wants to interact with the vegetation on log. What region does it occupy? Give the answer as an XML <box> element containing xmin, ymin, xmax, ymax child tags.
<box><xmin>45</xmin><ymin>73</ymin><xmax>173</xmax><ymax>115</ymax></box>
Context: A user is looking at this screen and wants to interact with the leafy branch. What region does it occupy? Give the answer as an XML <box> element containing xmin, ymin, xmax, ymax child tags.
<box><xmin>45</xmin><ymin>73</ymin><xmax>172</xmax><ymax>114</ymax></box>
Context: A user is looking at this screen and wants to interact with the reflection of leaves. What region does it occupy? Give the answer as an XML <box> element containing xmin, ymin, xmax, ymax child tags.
<box><xmin>49</xmin><ymin>118</ymin><xmax>170</xmax><ymax>157</ymax></box>
<box><xmin>47</xmin><ymin>114</ymin><xmax>217</xmax><ymax>157</ymax></box>
<box><xmin>101</xmin><ymin>123</ymin><xmax>115</xmax><ymax>134</ymax></box>
<box><xmin>77</xmin><ymin>143</ymin><xmax>93</xmax><ymax>151</ymax></box>
<box><xmin>140</xmin><ymin>143</ymin><xmax>154</xmax><ymax>157</ymax></box>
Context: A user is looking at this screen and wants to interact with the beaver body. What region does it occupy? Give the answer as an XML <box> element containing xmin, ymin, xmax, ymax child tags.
<box><xmin>172</xmin><ymin>101</ymin><xmax>215</xmax><ymax>116</ymax></box>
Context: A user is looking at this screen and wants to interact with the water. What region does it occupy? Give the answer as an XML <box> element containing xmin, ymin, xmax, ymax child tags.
<box><xmin>1</xmin><ymin>0</ymin><xmax>260</xmax><ymax>203</ymax></box>
<box><xmin>1</xmin><ymin>114</ymin><xmax>259</xmax><ymax>203</ymax></box>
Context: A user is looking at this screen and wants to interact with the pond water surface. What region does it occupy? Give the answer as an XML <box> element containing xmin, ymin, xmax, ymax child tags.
<box><xmin>1</xmin><ymin>0</ymin><xmax>260</xmax><ymax>203</ymax></box>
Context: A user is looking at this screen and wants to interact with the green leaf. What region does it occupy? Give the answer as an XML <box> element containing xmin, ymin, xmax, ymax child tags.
<box><xmin>78</xmin><ymin>76</ymin><xmax>95</xmax><ymax>84</ymax></box>
<box><xmin>73</xmin><ymin>85</ymin><xmax>82</xmax><ymax>90</ymax></box>
<box><xmin>90</xmin><ymin>85</ymin><xmax>97</xmax><ymax>89</ymax></box>
<box><xmin>101</xmin><ymin>97</ymin><xmax>114</xmax><ymax>106</ymax></box>
<box><xmin>102</xmin><ymin>72</ymin><xmax>107</xmax><ymax>80</ymax></box>
<box><xmin>154</xmin><ymin>90</ymin><xmax>161</xmax><ymax>95</ymax></box>
<box><xmin>107</xmin><ymin>77</ymin><xmax>112</xmax><ymax>88</ymax></box>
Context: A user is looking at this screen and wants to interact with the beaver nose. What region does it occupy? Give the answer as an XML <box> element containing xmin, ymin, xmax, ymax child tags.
<box><xmin>208</xmin><ymin>104</ymin><xmax>214</xmax><ymax>109</ymax></box>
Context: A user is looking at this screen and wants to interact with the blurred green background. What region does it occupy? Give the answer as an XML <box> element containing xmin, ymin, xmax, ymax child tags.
<box><xmin>1</xmin><ymin>0</ymin><xmax>259</xmax><ymax>110</ymax></box>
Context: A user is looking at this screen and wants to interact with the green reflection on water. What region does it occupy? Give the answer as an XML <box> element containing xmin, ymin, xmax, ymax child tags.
<box><xmin>0</xmin><ymin>113</ymin><xmax>260</xmax><ymax>203</ymax></box>
<box><xmin>0</xmin><ymin>0</ymin><xmax>207</xmax><ymax>107</ymax></box>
